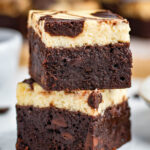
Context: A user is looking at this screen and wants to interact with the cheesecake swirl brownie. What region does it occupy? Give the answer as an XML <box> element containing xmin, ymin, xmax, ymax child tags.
<box><xmin>16</xmin><ymin>79</ymin><xmax>131</xmax><ymax>150</ymax></box>
<box><xmin>101</xmin><ymin>0</ymin><xmax>150</xmax><ymax>38</ymax></box>
<box><xmin>28</xmin><ymin>10</ymin><xmax>132</xmax><ymax>91</ymax></box>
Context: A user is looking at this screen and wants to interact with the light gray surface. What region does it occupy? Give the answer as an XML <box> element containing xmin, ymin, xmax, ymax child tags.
<box><xmin>0</xmin><ymin>28</ymin><xmax>22</xmax><ymax>108</ymax></box>
<box><xmin>0</xmin><ymin>131</ymin><xmax>16</xmax><ymax>150</ymax></box>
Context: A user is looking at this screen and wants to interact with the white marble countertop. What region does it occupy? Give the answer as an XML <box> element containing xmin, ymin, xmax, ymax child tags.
<box><xmin>0</xmin><ymin>68</ymin><xmax>150</xmax><ymax>150</ymax></box>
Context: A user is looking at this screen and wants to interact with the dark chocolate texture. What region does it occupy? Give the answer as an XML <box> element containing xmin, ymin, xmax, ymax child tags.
<box><xmin>16</xmin><ymin>101</ymin><xmax>131</xmax><ymax>150</ymax></box>
<box><xmin>29</xmin><ymin>28</ymin><xmax>132</xmax><ymax>91</ymax></box>
<box><xmin>88</xmin><ymin>91</ymin><xmax>102</xmax><ymax>109</ymax></box>
<box><xmin>39</xmin><ymin>15</ymin><xmax>84</xmax><ymax>37</ymax></box>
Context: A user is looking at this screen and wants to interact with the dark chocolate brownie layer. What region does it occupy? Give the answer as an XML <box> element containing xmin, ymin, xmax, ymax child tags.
<box><xmin>16</xmin><ymin>101</ymin><xmax>131</xmax><ymax>150</ymax></box>
<box><xmin>29</xmin><ymin>28</ymin><xmax>132</xmax><ymax>91</ymax></box>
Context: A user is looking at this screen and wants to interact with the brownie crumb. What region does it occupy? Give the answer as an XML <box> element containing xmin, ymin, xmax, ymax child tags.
<box><xmin>0</xmin><ymin>107</ymin><xmax>9</xmax><ymax>114</ymax></box>
<box><xmin>133</xmin><ymin>93</ymin><xmax>140</xmax><ymax>99</ymax></box>
<box><xmin>88</xmin><ymin>91</ymin><xmax>102</xmax><ymax>109</ymax></box>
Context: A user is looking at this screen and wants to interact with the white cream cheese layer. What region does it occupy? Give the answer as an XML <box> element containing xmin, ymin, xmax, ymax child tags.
<box><xmin>17</xmin><ymin>82</ymin><xmax>127</xmax><ymax>116</ymax></box>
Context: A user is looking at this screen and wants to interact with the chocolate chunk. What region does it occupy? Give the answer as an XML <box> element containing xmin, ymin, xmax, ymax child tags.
<box><xmin>88</xmin><ymin>91</ymin><xmax>103</xmax><ymax>109</ymax></box>
<box><xmin>61</xmin><ymin>132</ymin><xmax>74</xmax><ymax>141</ymax></box>
<box><xmin>93</xmin><ymin>137</ymin><xmax>99</xmax><ymax>147</ymax></box>
<box><xmin>85</xmin><ymin>132</ymin><xmax>99</xmax><ymax>149</ymax></box>
<box><xmin>0</xmin><ymin>107</ymin><xmax>9</xmax><ymax>114</ymax></box>
<box><xmin>84</xmin><ymin>130</ymin><xmax>92</xmax><ymax>149</ymax></box>
<box><xmin>23</xmin><ymin>78</ymin><xmax>35</xmax><ymax>90</ymax></box>
<box><xmin>39</xmin><ymin>15</ymin><xmax>84</xmax><ymax>37</ymax></box>
<box><xmin>91</xmin><ymin>11</ymin><xmax>121</xmax><ymax>19</ymax></box>
<box><xmin>51</xmin><ymin>117</ymin><xmax>67</xmax><ymax>128</ymax></box>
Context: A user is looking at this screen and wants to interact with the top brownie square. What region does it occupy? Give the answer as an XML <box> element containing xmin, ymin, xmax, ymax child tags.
<box><xmin>28</xmin><ymin>10</ymin><xmax>132</xmax><ymax>91</ymax></box>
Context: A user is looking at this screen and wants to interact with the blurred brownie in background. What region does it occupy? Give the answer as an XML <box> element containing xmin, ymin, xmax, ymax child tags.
<box><xmin>31</xmin><ymin>0</ymin><xmax>100</xmax><ymax>10</ymax></box>
<box><xmin>0</xmin><ymin>0</ymin><xmax>100</xmax><ymax>36</ymax></box>
<box><xmin>101</xmin><ymin>0</ymin><xmax>150</xmax><ymax>38</ymax></box>
<box><xmin>0</xmin><ymin>0</ymin><xmax>31</xmax><ymax>36</ymax></box>
<box><xmin>0</xmin><ymin>0</ymin><xmax>100</xmax><ymax>68</ymax></box>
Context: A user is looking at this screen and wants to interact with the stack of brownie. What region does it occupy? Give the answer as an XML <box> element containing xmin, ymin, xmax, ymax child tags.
<box><xmin>16</xmin><ymin>10</ymin><xmax>132</xmax><ymax>150</ymax></box>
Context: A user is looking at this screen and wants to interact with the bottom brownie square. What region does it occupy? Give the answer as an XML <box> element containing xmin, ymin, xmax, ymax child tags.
<box><xmin>16</xmin><ymin>80</ymin><xmax>131</xmax><ymax>150</ymax></box>
<box><xmin>16</xmin><ymin>101</ymin><xmax>130</xmax><ymax>150</ymax></box>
